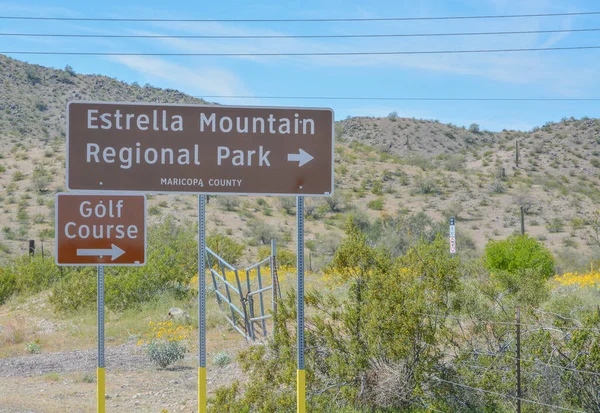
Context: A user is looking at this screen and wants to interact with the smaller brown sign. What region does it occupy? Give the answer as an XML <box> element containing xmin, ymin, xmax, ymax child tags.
<box><xmin>55</xmin><ymin>193</ymin><xmax>146</xmax><ymax>266</ymax></box>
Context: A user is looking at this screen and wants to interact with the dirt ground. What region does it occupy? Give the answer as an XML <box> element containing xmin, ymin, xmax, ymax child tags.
<box><xmin>0</xmin><ymin>343</ymin><xmax>244</xmax><ymax>413</ymax></box>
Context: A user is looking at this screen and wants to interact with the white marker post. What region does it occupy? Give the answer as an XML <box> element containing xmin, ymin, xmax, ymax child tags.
<box><xmin>449</xmin><ymin>217</ymin><xmax>456</xmax><ymax>257</ymax></box>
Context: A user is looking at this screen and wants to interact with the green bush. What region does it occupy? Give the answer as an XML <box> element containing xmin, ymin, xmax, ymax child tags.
<box><xmin>367</xmin><ymin>198</ymin><xmax>384</xmax><ymax>210</ymax></box>
<box><xmin>207</xmin><ymin>234</ymin><xmax>245</xmax><ymax>265</ymax></box>
<box><xmin>0</xmin><ymin>266</ymin><xmax>17</xmax><ymax>305</ymax></box>
<box><xmin>51</xmin><ymin>217</ymin><xmax>198</xmax><ymax>312</ymax></box>
<box><xmin>50</xmin><ymin>268</ymin><xmax>96</xmax><ymax>312</ymax></box>
<box><xmin>146</xmin><ymin>339</ymin><xmax>186</xmax><ymax>369</ymax></box>
<box><xmin>484</xmin><ymin>234</ymin><xmax>555</xmax><ymax>279</ymax></box>
<box><xmin>258</xmin><ymin>246</ymin><xmax>296</xmax><ymax>268</ymax></box>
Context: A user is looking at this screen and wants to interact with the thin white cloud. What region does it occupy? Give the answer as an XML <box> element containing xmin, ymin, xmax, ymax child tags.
<box><xmin>111</xmin><ymin>56</ymin><xmax>251</xmax><ymax>96</ymax></box>
<box><xmin>138</xmin><ymin>13</ymin><xmax>594</xmax><ymax>96</ymax></box>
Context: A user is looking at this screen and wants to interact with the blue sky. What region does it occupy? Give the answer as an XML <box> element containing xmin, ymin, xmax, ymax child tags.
<box><xmin>0</xmin><ymin>0</ymin><xmax>599</xmax><ymax>131</ymax></box>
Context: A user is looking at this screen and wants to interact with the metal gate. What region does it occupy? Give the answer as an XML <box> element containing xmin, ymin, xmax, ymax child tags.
<box><xmin>206</xmin><ymin>240</ymin><xmax>280</xmax><ymax>340</ymax></box>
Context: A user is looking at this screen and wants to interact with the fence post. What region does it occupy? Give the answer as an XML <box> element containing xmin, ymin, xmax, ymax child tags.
<box><xmin>516</xmin><ymin>305</ymin><xmax>522</xmax><ymax>413</ymax></box>
<box><xmin>28</xmin><ymin>240</ymin><xmax>35</xmax><ymax>257</ymax></box>
<box><xmin>271</xmin><ymin>239</ymin><xmax>278</xmax><ymax>315</ymax></box>
<box><xmin>520</xmin><ymin>206</ymin><xmax>525</xmax><ymax>235</ymax></box>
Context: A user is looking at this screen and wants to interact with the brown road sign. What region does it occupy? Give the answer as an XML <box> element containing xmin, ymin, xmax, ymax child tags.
<box><xmin>67</xmin><ymin>101</ymin><xmax>334</xmax><ymax>196</ymax></box>
<box><xmin>55</xmin><ymin>193</ymin><xmax>146</xmax><ymax>266</ymax></box>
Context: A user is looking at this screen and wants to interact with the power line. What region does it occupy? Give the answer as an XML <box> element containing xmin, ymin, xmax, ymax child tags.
<box><xmin>414</xmin><ymin>312</ymin><xmax>600</xmax><ymax>331</ymax></box>
<box><xmin>433</xmin><ymin>377</ymin><xmax>588</xmax><ymax>413</ymax></box>
<box><xmin>440</xmin><ymin>348</ymin><xmax>600</xmax><ymax>378</ymax></box>
<box><xmin>200</xmin><ymin>96</ymin><xmax>600</xmax><ymax>102</ymax></box>
<box><xmin>419</xmin><ymin>340</ymin><xmax>600</xmax><ymax>378</ymax></box>
<box><xmin>2</xmin><ymin>27</ymin><xmax>600</xmax><ymax>39</ymax></box>
<box><xmin>2</xmin><ymin>45</ymin><xmax>600</xmax><ymax>56</ymax></box>
<box><xmin>0</xmin><ymin>11</ymin><xmax>598</xmax><ymax>22</ymax></box>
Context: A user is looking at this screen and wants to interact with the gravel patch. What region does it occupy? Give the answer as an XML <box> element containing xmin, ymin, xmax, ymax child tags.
<box><xmin>0</xmin><ymin>343</ymin><xmax>155</xmax><ymax>377</ymax></box>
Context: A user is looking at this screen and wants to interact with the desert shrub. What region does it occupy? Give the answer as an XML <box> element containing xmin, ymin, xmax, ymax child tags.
<box><xmin>0</xmin><ymin>267</ymin><xmax>17</xmax><ymax>305</ymax></box>
<box><xmin>146</xmin><ymin>339</ymin><xmax>186</xmax><ymax>369</ymax></box>
<box><xmin>25</xmin><ymin>68</ymin><xmax>41</xmax><ymax>84</ymax></box>
<box><xmin>217</xmin><ymin>196</ymin><xmax>240</xmax><ymax>211</ymax></box>
<box><xmin>484</xmin><ymin>234</ymin><xmax>555</xmax><ymax>279</ymax></box>
<box><xmin>443</xmin><ymin>201</ymin><xmax>463</xmax><ymax>221</ymax></box>
<box><xmin>12</xmin><ymin>171</ymin><xmax>25</xmax><ymax>181</ymax></box>
<box><xmin>490</xmin><ymin>180</ymin><xmax>506</xmax><ymax>194</ymax></box>
<box><xmin>364</xmin><ymin>212</ymin><xmax>444</xmax><ymax>259</ymax></box>
<box><xmin>547</xmin><ymin>218</ymin><xmax>565</xmax><ymax>233</ymax></box>
<box><xmin>443</xmin><ymin>154</ymin><xmax>465</xmax><ymax>171</ymax></box>
<box><xmin>469</xmin><ymin>123</ymin><xmax>480</xmax><ymax>133</ymax></box>
<box><xmin>213</xmin><ymin>352</ymin><xmax>232</xmax><ymax>367</ymax></box>
<box><xmin>64</xmin><ymin>65</ymin><xmax>76</xmax><ymax>76</ymax></box>
<box><xmin>324</xmin><ymin>192</ymin><xmax>345</xmax><ymax>212</ymax></box>
<box><xmin>412</xmin><ymin>175</ymin><xmax>437</xmax><ymax>195</ymax></box>
<box><xmin>210</xmin><ymin>222</ymin><xmax>461</xmax><ymax>412</ymax></box>
<box><xmin>25</xmin><ymin>341</ymin><xmax>41</xmax><ymax>354</ymax></box>
<box><xmin>207</xmin><ymin>234</ymin><xmax>244</xmax><ymax>265</ymax></box>
<box><xmin>245</xmin><ymin>219</ymin><xmax>277</xmax><ymax>245</ymax></box>
<box><xmin>278</xmin><ymin>197</ymin><xmax>295</xmax><ymax>215</ymax></box>
<box><xmin>258</xmin><ymin>246</ymin><xmax>296</xmax><ymax>268</ymax></box>
<box><xmin>1</xmin><ymin>255</ymin><xmax>63</xmax><ymax>302</ymax></box>
<box><xmin>50</xmin><ymin>267</ymin><xmax>96</xmax><ymax>312</ymax></box>
<box><xmin>367</xmin><ymin>198</ymin><xmax>384</xmax><ymax>210</ymax></box>
<box><xmin>31</xmin><ymin>166</ymin><xmax>51</xmax><ymax>192</ymax></box>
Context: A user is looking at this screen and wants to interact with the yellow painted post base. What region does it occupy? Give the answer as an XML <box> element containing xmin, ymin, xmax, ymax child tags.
<box><xmin>297</xmin><ymin>369</ymin><xmax>306</xmax><ymax>413</ymax></box>
<box><xmin>199</xmin><ymin>367</ymin><xmax>207</xmax><ymax>413</ymax></box>
<box><xmin>97</xmin><ymin>367</ymin><xmax>105</xmax><ymax>413</ymax></box>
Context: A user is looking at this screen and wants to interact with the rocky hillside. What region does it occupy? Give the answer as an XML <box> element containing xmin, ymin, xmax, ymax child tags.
<box><xmin>1</xmin><ymin>54</ymin><xmax>599</xmax><ymax>271</ymax></box>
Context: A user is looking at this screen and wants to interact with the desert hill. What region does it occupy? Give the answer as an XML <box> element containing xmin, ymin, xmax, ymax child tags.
<box><xmin>0</xmin><ymin>54</ymin><xmax>599</xmax><ymax>272</ymax></box>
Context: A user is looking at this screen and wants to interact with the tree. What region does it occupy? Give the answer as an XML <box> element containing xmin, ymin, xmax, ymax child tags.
<box><xmin>468</xmin><ymin>123</ymin><xmax>480</xmax><ymax>133</ymax></box>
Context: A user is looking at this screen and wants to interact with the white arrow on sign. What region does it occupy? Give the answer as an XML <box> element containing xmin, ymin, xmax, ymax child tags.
<box><xmin>287</xmin><ymin>149</ymin><xmax>314</xmax><ymax>167</ymax></box>
<box><xmin>76</xmin><ymin>244</ymin><xmax>125</xmax><ymax>261</ymax></box>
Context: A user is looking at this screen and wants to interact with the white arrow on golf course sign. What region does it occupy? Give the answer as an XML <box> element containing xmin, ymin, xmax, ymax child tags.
<box><xmin>77</xmin><ymin>244</ymin><xmax>126</xmax><ymax>261</ymax></box>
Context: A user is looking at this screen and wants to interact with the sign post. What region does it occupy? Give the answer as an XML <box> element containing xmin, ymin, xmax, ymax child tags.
<box><xmin>97</xmin><ymin>265</ymin><xmax>105</xmax><ymax>413</ymax></box>
<box><xmin>296</xmin><ymin>196</ymin><xmax>306</xmax><ymax>413</ymax></box>
<box><xmin>449</xmin><ymin>217</ymin><xmax>456</xmax><ymax>257</ymax></box>
<box><xmin>198</xmin><ymin>195</ymin><xmax>207</xmax><ymax>413</ymax></box>
<box><xmin>55</xmin><ymin>193</ymin><xmax>146</xmax><ymax>413</ymax></box>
